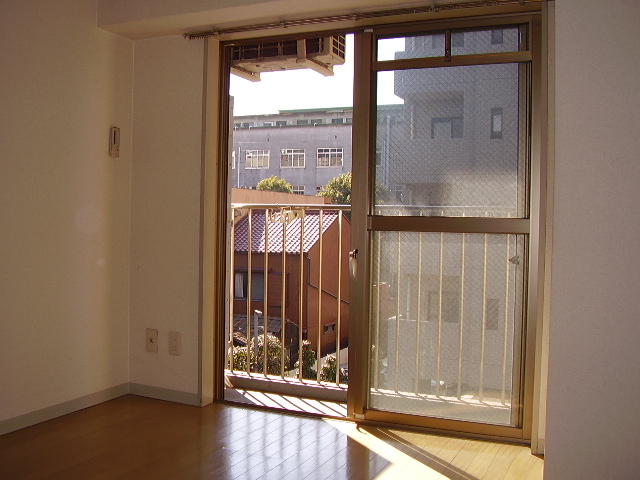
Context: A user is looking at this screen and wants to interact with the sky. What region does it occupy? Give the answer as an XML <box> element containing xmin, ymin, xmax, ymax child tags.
<box><xmin>229</xmin><ymin>34</ymin><xmax>405</xmax><ymax>116</ymax></box>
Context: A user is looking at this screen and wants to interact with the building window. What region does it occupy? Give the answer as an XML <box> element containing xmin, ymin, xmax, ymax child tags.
<box><xmin>316</xmin><ymin>185</ymin><xmax>325</xmax><ymax>194</ymax></box>
<box><xmin>317</xmin><ymin>148</ymin><xmax>343</xmax><ymax>167</ymax></box>
<box><xmin>276</xmin><ymin>120</ymin><xmax>288</xmax><ymax>126</ymax></box>
<box><xmin>332</xmin><ymin>118</ymin><xmax>344</xmax><ymax>124</ymax></box>
<box><xmin>432</xmin><ymin>33</ymin><xmax>444</xmax><ymax>50</ymax></box>
<box><xmin>491</xmin><ymin>29</ymin><xmax>504</xmax><ymax>45</ymax></box>
<box><xmin>292</xmin><ymin>185</ymin><xmax>305</xmax><ymax>195</ymax></box>
<box><xmin>485</xmin><ymin>298</ymin><xmax>500</xmax><ymax>330</ymax></box>
<box><xmin>323</xmin><ymin>323</ymin><xmax>336</xmax><ymax>334</ymax></box>
<box><xmin>428</xmin><ymin>291</ymin><xmax>461</xmax><ymax>323</ymax></box>
<box><xmin>231</xmin><ymin>151</ymin><xmax>236</xmax><ymax>170</ymax></box>
<box><xmin>246</xmin><ymin>150</ymin><xmax>269</xmax><ymax>169</ymax></box>
<box><xmin>234</xmin><ymin>271</ymin><xmax>264</xmax><ymax>301</ymax></box>
<box><xmin>345</xmin><ymin>117</ymin><xmax>353</xmax><ymax>124</ymax></box>
<box><xmin>394</xmin><ymin>184</ymin><xmax>404</xmax><ymax>204</ymax></box>
<box><xmin>491</xmin><ymin>108</ymin><xmax>503</xmax><ymax>139</ymax></box>
<box><xmin>311</xmin><ymin>119</ymin><xmax>323</xmax><ymax>125</ymax></box>
<box><xmin>431</xmin><ymin>117</ymin><xmax>463</xmax><ymax>139</ymax></box>
<box><xmin>452</xmin><ymin>32</ymin><xmax>465</xmax><ymax>48</ymax></box>
<box><xmin>242</xmin><ymin>122</ymin><xmax>254</xmax><ymax>128</ymax></box>
<box><xmin>281</xmin><ymin>148</ymin><xmax>305</xmax><ymax>168</ymax></box>
<box><xmin>262</xmin><ymin>121</ymin><xmax>274</xmax><ymax>127</ymax></box>
<box><xmin>297</xmin><ymin>119</ymin><xmax>309</xmax><ymax>125</ymax></box>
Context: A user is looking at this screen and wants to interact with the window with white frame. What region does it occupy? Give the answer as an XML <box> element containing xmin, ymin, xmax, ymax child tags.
<box><xmin>316</xmin><ymin>185</ymin><xmax>325</xmax><ymax>194</ymax></box>
<box><xmin>281</xmin><ymin>148</ymin><xmax>305</xmax><ymax>168</ymax></box>
<box><xmin>317</xmin><ymin>148</ymin><xmax>343</xmax><ymax>167</ymax></box>
<box><xmin>292</xmin><ymin>185</ymin><xmax>305</xmax><ymax>195</ymax></box>
<box><xmin>246</xmin><ymin>150</ymin><xmax>269</xmax><ymax>169</ymax></box>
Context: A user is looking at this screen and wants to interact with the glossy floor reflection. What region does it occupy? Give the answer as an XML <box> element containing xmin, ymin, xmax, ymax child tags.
<box><xmin>0</xmin><ymin>395</ymin><xmax>543</xmax><ymax>479</ymax></box>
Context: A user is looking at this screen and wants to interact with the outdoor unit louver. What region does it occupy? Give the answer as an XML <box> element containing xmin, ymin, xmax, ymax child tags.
<box><xmin>231</xmin><ymin>36</ymin><xmax>346</xmax><ymax>82</ymax></box>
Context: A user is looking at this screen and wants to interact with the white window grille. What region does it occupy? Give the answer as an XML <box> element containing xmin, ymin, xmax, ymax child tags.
<box><xmin>246</xmin><ymin>150</ymin><xmax>269</xmax><ymax>169</ymax></box>
<box><xmin>317</xmin><ymin>147</ymin><xmax>343</xmax><ymax>167</ymax></box>
<box><xmin>281</xmin><ymin>148</ymin><xmax>305</xmax><ymax>168</ymax></box>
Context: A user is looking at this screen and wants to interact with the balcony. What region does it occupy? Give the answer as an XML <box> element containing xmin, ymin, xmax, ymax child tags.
<box><xmin>227</xmin><ymin>202</ymin><xmax>524</xmax><ymax>426</ymax></box>
<box><xmin>226</xmin><ymin>203</ymin><xmax>351</xmax><ymax>404</ymax></box>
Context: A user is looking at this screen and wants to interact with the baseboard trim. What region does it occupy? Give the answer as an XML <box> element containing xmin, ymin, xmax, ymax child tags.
<box><xmin>128</xmin><ymin>383</ymin><xmax>200</xmax><ymax>406</ymax></box>
<box><xmin>1</xmin><ymin>383</ymin><xmax>201</xmax><ymax>436</ymax></box>
<box><xmin>0</xmin><ymin>383</ymin><xmax>129</xmax><ymax>436</ymax></box>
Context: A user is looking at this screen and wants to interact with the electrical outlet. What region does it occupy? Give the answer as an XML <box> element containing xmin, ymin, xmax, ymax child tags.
<box><xmin>146</xmin><ymin>328</ymin><xmax>158</xmax><ymax>353</ymax></box>
<box><xmin>169</xmin><ymin>331</ymin><xmax>181</xmax><ymax>356</ymax></box>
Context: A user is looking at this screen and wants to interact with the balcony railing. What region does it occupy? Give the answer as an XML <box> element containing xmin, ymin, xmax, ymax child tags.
<box><xmin>227</xmin><ymin>203</ymin><xmax>351</xmax><ymax>400</ymax></box>
<box><xmin>227</xmin><ymin>203</ymin><xmax>523</xmax><ymax>422</ymax></box>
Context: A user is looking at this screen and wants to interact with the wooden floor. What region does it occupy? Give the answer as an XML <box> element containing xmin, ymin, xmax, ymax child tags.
<box><xmin>0</xmin><ymin>395</ymin><xmax>543</xmax><ymax>479</ymax></box>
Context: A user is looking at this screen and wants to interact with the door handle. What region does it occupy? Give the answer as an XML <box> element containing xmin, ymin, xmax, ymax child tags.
<box><xmin>349</xmin><ymin>249</ymin><xmax>358</xmax><ymax>280</ymax></box>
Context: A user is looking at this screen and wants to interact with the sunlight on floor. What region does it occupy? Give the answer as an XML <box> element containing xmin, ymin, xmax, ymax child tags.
<box><xmin>225</xmin><ymin>387</ymin><xmax>348</xmax><ymax>417</ymax></box>
<box><xmin>326</xmin><ymin>419</ymin><xmax>447</xmax><ymax>478</ymax></box>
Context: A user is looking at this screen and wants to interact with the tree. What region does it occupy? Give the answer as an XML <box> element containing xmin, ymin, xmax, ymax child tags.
<box><xmin>320</xmin><ymin>355</ymin><xmax>348</xmax><ymax>384</ymax></box>
<box><xmin>294</xmin><ymin>340</ymin><xmax>317</xmax><ymax>380</ymax></box>
<box><xmin>317</xmin><ymin>172</ymin><xmax>390</xmax><ymax>207</ymax></box>
<box><xmin>317</xmin><ymin>173</ymin><xmax>351</xmax><ymax>205</ymax></box>
<box><xmin>230</xmin><ymin>333</ymin><xmax>289</xmax><ymax>376</ymax></box>
<box><xmin>257</xmin><ymin>176</ymin><xmax>293</xmax><ymax>193</ymax></box>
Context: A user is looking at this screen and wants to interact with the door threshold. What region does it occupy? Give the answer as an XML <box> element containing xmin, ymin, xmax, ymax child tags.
<box><xmin>224</xmin><ymin>387</ymin><xmax>347</xmax><ymax>418</ymax></box>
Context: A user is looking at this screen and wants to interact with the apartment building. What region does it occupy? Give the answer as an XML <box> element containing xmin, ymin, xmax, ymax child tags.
<box><xmin>232</xmin><ymin>107</ymin><xmax>354</xmax><ymax>194</ymax></box>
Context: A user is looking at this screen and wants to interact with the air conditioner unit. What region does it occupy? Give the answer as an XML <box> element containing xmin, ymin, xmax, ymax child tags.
<box><xmin>231</xmin><ymin>36</ymin><xmax>346</xmax><ymax>82</ymax></box>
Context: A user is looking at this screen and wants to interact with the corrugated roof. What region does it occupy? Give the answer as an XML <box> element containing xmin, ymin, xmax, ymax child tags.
<box><xmin>234</xmin><ymin>209</ymin><xmax>340</xmax><ymax>253</ymax></box>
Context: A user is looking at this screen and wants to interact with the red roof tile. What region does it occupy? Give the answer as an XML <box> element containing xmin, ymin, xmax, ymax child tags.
<box><xmin>234</xmin><ymin>209</ymin><xmax>341</xmax><ymax>253</ymax></box>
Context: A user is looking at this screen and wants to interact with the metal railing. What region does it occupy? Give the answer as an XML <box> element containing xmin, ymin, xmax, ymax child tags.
<box><xmin>227</xmin><ymin>202</ymin><xmax>523</xmax><ymax>416</ymax></box>
<box><xmin>368</xmin><ymin>230</ymin><xmax>525</xmax><ymax>423</ymax></box>
<box><xmin>227</xmin><ymin>203</ymin><xmax>351</xmax><ymax>395</ymax></box>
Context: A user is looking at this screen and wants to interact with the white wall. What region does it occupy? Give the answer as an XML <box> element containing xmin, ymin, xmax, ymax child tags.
<box><xmin>0</xmin><ymin>0</ymin><xmax>132</xmax><ymax>421</ymax></box>
<box><xmin>129</xmin><ymin>36</ymin><xmax>205</xmax><ymax>396</ymax></box>
<box><xmin>545</xmin><ymin>0</ymin><xmax>640</xmax><ymax>478</ymax></box>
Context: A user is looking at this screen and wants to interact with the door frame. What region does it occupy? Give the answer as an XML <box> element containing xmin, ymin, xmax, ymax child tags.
<box><xmin>348</xmin><ymin>14</ymin><xmax>546</xmax><ymax>442</ymax></box>
<box><xmin>204</xmin><ymin>4</ymin><xmax>548</xmax><ymax>445</ymax></box>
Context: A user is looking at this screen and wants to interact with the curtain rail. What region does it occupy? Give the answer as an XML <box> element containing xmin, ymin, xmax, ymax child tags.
<box><xmin>184</xmin><ymin>0</ymin><xmax>547</xmax><ymax>39</ymax></box>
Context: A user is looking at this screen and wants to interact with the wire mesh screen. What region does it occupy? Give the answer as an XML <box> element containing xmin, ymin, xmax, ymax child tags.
<box><xmin>369</xmin><ymin>232</ymin><xmax>526</xmax><ymax>425</ymax></box>
<box><xmin>374</xmin><ymin>61</ymin><xmax>528</xmax><ymax>217</ymax></box>
<box><xmin>377</xmin><ymin>26</ymin><xmax>523</xmax><ymax>61</ymax></box>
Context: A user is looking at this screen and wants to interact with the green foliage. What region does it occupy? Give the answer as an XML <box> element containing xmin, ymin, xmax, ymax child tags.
<box><xmin>256</xmin><ymin>176</ymin><xmax>293</xmax><ymax>193</ymax></box>
<box><xmin>294</xmin><ymin>340</ymin><xmax>317</xmax><ymax>380</ymax></box>
<box><xmin>317</xmin><ymin>173</ymin><xmax>351</xmax><ymax>205</ymax></box>
<box><xmin>230</xmin><ymin>333</ymin><xmax>289</xmax><ymax>376</ymax></box>
<box><xmin>320</xmin><ymin>355</ymin><xmax>348</xmax><ymax>384</ymax></box>
<box><xmin>317</xmin><ymin>172</ymin><xmax>391</xmax><ymax>206</ymax></box>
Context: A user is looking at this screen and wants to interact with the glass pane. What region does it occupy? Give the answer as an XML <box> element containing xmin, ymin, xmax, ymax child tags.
<box><xmin>369</xmin><ymin>232</ymin><xmax>526</xmax><ymax>426</ymax></box>
<box><xmin>378</xmin><ymin>33</ymin><xmax>445</xmax><ymax>60</ymax></box>
<box><xmin>377</xmin><ymin>26</ymin><xmax>523</xmax><ymax>61</ymax></box>
<box><xmin>374</xmin><ymin>63</ymin><xmax>528</xmax><ymax>217</ymax></box>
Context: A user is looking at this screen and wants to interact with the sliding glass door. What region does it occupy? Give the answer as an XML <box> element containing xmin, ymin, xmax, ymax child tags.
<box><xmin>350</xmin><ymin>16</ymin><xmax>542</xmax><ymax>439</ymax></box>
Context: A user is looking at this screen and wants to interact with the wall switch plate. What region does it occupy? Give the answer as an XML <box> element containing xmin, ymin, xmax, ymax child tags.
<box><xmin>169</xmin><ymin>331</ymin><xmax>181</xmax><ymax>356</ymax></box>
<box><xmin>146</xmin><ymin>328</ymin><xmax>158</xmax><ymax>353</ymax></box>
